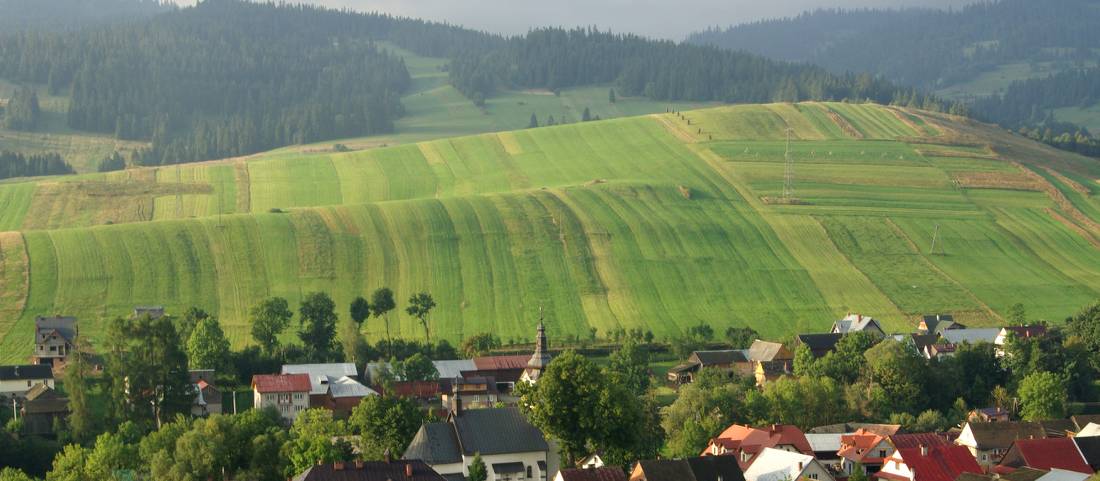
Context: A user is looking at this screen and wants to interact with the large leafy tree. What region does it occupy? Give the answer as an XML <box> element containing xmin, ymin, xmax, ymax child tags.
<box><xmin>393</xmin><ymin>353</ymin><xmax>438</xmax><ymax>382</ymax></box>
<box><xmin>405</xmin><ymin>292</ymin><xmax>436</xmax><ymax>344</ymax></box>
<box><xmin>518</xmin><ymin>350</ymin><xmax>662</xmax><ymax>466</ymax></box>
<box><xmin>369</xmin><ymin>288</ymin><xmax>397</xmax><ymax>355</ymax></box>
<box><xmin>661</xmin><ymin>369</ymin><xmax>750</xmax><ymax>458</ymax></box>
<box><xmin>350</xmin><ymin>297</ymin><xmax>371</xmax><ymax>326</ymax></box>
<box><xmin>461</xmin><ymin>333</ymin><xmax>501</xmax><ymax>358</ymax></box>
<box><xmin>347</xmin><ymin>395</ymin><xmax>426</xmax><ymax>460</ymax></box>
<box><xmin>281</xmin><ymin>409</ymin><xmax>352</xmax><ymax>477</ymax></box>
<box><xmin>298</xmin><ymin>292</ymin><xmax>338</xmax><ymax>358</ymax></box>
<box><xmin>250</xmin><ymin>297</ymin><xmax>293</xmax><ymax>355</ymax></box>
<box><xmin>187</xmin><ymin>317</ymin><xmax>231</xmax><ymax>373</ymax></box>
<box><xmin>103</xmin><ymin>314</ymin><xmax>191</xmax><ymax>427</ymax></box>
<box><xmin>863</xmin><ymin>338</ymin><xmax>928</xmax><ymax>416</ymax></box>
<box><xmin>1018</xmin><ymin>371</ymin><xmax>1067</xmax><ymax>421</ymax></box>
<box><xmin>606</xmin><ymin>338</ymin><xmax>650</xmax><ymax>396</ymax></box>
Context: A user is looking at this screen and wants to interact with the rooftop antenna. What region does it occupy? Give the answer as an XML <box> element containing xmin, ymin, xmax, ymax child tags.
<box><xmin>782</xmin><ymin>127</ymin><xmax>795</xmax><ymax>201</ymax></box>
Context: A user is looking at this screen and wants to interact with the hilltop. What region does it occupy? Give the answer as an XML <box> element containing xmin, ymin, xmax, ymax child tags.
<box><xmin>3</xmin><ymin>102</ymin><xmax>1100</xmax><ymax>361</ymax></box>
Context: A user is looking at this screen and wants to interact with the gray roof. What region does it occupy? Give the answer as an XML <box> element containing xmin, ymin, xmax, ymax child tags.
<box><xmin>832</xmin><ymin>314</ymin><xmax>882</xmax><ymax>334</ymax></box>
<box><xmin>282</xmin><ymin>363</ymin><xmax>360</xmax><ymax>396</ymax></box>
<box><xmin>0</xmin><ymin>364</ymin><xmax>53</xmax><ymax>381</ymax></box>
<box><xmin>35</xmin><ymin>316</ymin><xmax>76</xmax><ymax>343</ymax></box>
<box><xmin>328</xmin><ymin>376</ymin><xmax>378</xmax><ymax>399</ymax></box>
<box><xmin>691</xmin><ymin>350</ymin><xmax>749</xmax><ymax>365</ymax></box>
<box><xmin>942</xmin><ymin>328</ymin><xmax>1001</xmax><ymax>345</ymax></box>
<box><xmin>433</xmin><ymin>360</ymin><xmax>476</xmax><ymax>380</ymax></box>
<box><xmin>805</xmin><ymin>433</ymin><xmax>844</xmax><ymax>453</ymax></box>
<box><xmin>747</xmin><ymin>340</ymin><xmax>788</xmax><ymax>362</ymax></box>
<box><xmin>404</xmin><ymin>423</ymin><xmax>463</xmax><ymax>465</ymax></box>
<box><xmin>452</xmin><ymin>407</ymin><xmax>548</xmax><ymax>455</ymax></box>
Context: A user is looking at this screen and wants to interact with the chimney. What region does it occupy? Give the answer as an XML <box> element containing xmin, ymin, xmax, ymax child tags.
<box><xmin>384</xmin><ymin>448</ymin><xmax>393</xmax><ymax>463</ymax></box>
<box><xmin>920</xmin><ymin>444</ymin><xmax>928</xmax><ymax>456</ymax></box>
<box><xmin>450</xmin><ymin>378</ymin><xmax>463</xmax><ymax>416</ymax></box>
<box><xmin>772</xmin><ymin>424</ymin><xmax>780</xmax><ymax>433</ymax></box>
<box><xmin>334</xmin><ymin>462</ymin><xmax>346</xmax><ymax>471</ymax></box>
<box><xmin>406</xmin><ymin>463</ymin><xmax>414</xmax><ymax>478</ymax></box>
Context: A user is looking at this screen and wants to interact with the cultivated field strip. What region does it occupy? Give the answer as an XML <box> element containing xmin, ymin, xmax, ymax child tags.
<box><xmin>2</xmin><ymin>103</ymin><xmax>1100</xmax><ymax>357</ymax></box>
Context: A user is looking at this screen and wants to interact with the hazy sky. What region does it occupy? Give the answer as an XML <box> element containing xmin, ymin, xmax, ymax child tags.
<box><xmin>296</xmin><ymin>0</ymin><xmax>978</xmax><ymax>40</ymax></box>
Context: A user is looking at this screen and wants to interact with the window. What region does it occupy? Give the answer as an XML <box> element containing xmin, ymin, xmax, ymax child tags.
<box><xmin>527</xmin><ymin>466</ymin><xmax>533</xmax><ymax>479</ymax></box>
<box><xmin>879</xmin><ymin>450</ymin><xmax>886</xmax><ymax>458</ymax></box>
<box><xmin>27</xmin><ymin>380</ymin><xmax>32</xmax><ymax>387</ymax></box>
<box><xmin>809</xmin><ymin>474</ymin><xmax>818</xmax><ymax>480</ymax></box>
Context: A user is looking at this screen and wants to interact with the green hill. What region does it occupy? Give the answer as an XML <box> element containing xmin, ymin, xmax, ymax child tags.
<box><xmin>3</xmin><ymin>102</ymin><xmax>1100</xmax><ymax>361</ymax></box>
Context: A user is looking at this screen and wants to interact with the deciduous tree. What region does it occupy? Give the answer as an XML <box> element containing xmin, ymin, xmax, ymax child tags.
<box><xmin>1018</xmin><ymin>371</ymin><xmax>1067</xmax><ymax>421</ymax></box>
<box><xmin>347</xmin><ymin>395</ymin><xmax>425</xmax><ymax>460</ymax></box>
<box><xmin>299</xmin><ymin>292</ymin><xmax>338</xmax><ymax>358</ymax></box>
<box><xmin>187</xmin><ymin>317</ymin><xmax>231</xmax><ymax>373</ymax></box>
<box><xmin>250</xmin><ymin>297</ymin><xmax>293</xmax><ymax>355</ymax></box>
<box><xmin>405</xmin><ymin>292</ymin><xmax>436</xmax><ymax>344</ymax></box>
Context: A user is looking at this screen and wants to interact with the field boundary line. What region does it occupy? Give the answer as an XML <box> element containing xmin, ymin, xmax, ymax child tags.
<box><xmin>884</xmin><ymin>217</ymin><xmax>1001</xmax><ymax>321</ymax></box>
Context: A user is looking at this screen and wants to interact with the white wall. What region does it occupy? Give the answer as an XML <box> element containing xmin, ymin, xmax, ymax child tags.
<box><xmin>0</xmin><ymin>378</ymin><xmax>54</xmax><ymax>396</ymax></box>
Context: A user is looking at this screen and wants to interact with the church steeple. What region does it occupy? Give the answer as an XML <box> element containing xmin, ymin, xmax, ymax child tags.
<box><xmin>523</xmin><ymin>308</ymin><xmax>553</xmax><ymax>382</ymax></box>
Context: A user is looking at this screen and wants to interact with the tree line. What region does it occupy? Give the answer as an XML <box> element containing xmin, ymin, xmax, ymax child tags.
<box><xmin>686</xmin><ymin>0</ymin><xmax>1100</xmax><ymax>90</ymax></box>
<box><xmin>0</xmin><ymin>0</ymin><xmax>170</xmax><ymax>34</ymax></box>
<box><xmin>1</xmin><ymin>86</ymin><xmax>40</xmax><ymax>130</ymax></box>
<box><xmin>446</xmin><ymin>27</ymin><xmax>961</xmax><ymax>111</ymax></box>
<box><xmin>0</xmin><ymin>151</ymin><xmax>72</xmax><ymax>180</ymax></box>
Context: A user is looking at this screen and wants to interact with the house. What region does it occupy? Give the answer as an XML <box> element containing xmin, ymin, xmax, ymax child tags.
<box><xmin>441</xmin><ymin>376</ymin><xmax>500</xmax><ymax>410</ymax></box>
<box><xmin>905</xmin><ymin>334</ymin><xmax>941</xmax><ymax>357</ymax></box>
<box><xmin>291</xmin><ymin>459</ymin><xmax>447</xmax><ymax>481</ymax></box>
<box><xmin>967</xmin><ymin>407</ymin><xmax>1011</xmax><ymax>423</ymax></box>
<box><xmin>403</xmin><ymin>406</ymin><xmax>550</xmax><ymax>481</ymax></box>
<box><xmin>995</xmin><ymin>326</ymin><xmax>1047</xmax><ymax>350</ymax></box>
<box><xmin>809</xmin><ymin>424</ymin><xmax>902</xmax><ymax>436</ymax></box>
<box><xmin>0</xmin><ymin>365</ymin><xmax>54</xmax><ymax>398</ymax></box>
<box><xmin>555</xmin><ymin>467</ymin><xmax>627</xmax><ymax>481</ymax></box>
<box><xmin>702</xmin><ymin>423</ymin><xmax>813</xmax><ymax>469</ymax></box>
<box><xmin>954</xmin><ymin>467</ymin><xmax>1049</xmax><ymax>481</ymax></box>
<box><xmin>252</xmin><ymin>373</ymin><xmax>311</xmax><ymax>422</ymax></box>
<box><xmin>956</xmin><ymin>422</ymin><xmax>1048</xmax><ymax>467</ymax></box>
<box><xmin>838</xmin><ymin>429</ymin><xmax>894</xmax><ymax>475</ymax></box>
<box><xmin>132</xmin><ymin>306</ymin><xmax>166</xmax><ymax>320</ymax></box>
<box><xmin>754</xmin><ymin>361</ymin><xmax>791</xmax><ymax>387</ymax></box>
<box><xmin>190</xmin><ymin>370</ymin><xmax>222</xmax><ymax>417</ymax></box>
<box><xmin>20</xmin><ymin>383</ymin><xmax>68</xmax><ymax>435</ymax></box>
<box><xmin>917</xmin><ymin>315</ymin><xmax>963</xmax><ymax>335</ymax></box>
<box><xmin>995</xmin><ymin>438</ymin><xmax>1093</xmax><ymax>474</ymax></box>
<box><xmin>1070</xmin><ymin>436</ymin><xmax>1100</xmax><ymax>472</ymax></box>
<box><xmin>831</xmin><ymin>314</ymin><xmax>885</xmax><ymax>337</ymax></box>
<box><xmin>1032</xmin><ymin>469</ymin><xmax>1093</xmax><ymax>481</ymax></box>
<box><xmin>742</xmin><ymin>448</ymin><xmax>834</xmax><ymax>481</ymax></box>
<box><xmin>577</xmin><ymin>454</ymin><xmax>605</xmax><ymax>469</ymax></box>
<box><xmin>33</xmin><ymin>316</ymin><xmax>77</xmax><ymax>367</ymax></box>
<box><xmin>746</xmin><ymin>340</ymin><xmax>793</xmax><ymax>363</ymax></box>
<box><xmin>1079</xmin><ymin>424</ymin><xmax>1100</xmax><ymax>438</ymax></box>
<box><xmin>805</xmin><ymin>433</ymin><xmax>844</xmax><ymax>465</ymax></box>
<box><xmin>1071</xmin><ymin>415</ymin><xmax>1100</xmax><ymax>432</ymax></box>
<box><xmin>873</xmin><ymin>445</ymin><xmax>981</xmax><ymax>481</ymax></box>
<box><xmin>795</xmin><ymin>333</ymin><xmax>845</xmax><ymax>358</ymax></box>
<box><xmin>521</xmin><ymin>322</ymin><xmax>553</xmax><ymax>384</ymax></box>
<box><xmin>888</xmin><ymin>433</ymin><xmax>948</xmax><ymax>451</ymax></box>
<box><xmin>941</xmin><ymin>329</ymin><xmax>1001</xmax><ymax>346</ymax></box>
<box><xmin>281</xmin><ymin>363</ymin><xmax>377</xmax><ymax>415</ymax></box>
<box><xmin>629</xmin><ymin>456</ymin><xmax>745</xmax><ymax>481</ymax></box>
<box><xmin>922</xmin><ymin>343</ymin><xmax>957</xmax><ymax>360</ymax></box>
<box><xmin>1037</xmin><ymin>420</ymin><xmax>1077</xmax><ymax>438</ymax></box>
<box><xmin>667</xmin><ymin>350</ymin><xmax>752</xmax><ymax>384</ymax></box>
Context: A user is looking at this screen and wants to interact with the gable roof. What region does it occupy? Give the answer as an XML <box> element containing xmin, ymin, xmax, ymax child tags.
<box><xmin>1037</xmin><ymin>419</ymin><xmax>1076</xmax><ymax>438</ymax></box>
<box><xmin>282</xmin><ymin>363</ymin><xmax>360</xmax><ymax>396</ymax></box>
<box><xmin>833</xmin><ymin>314</ymin><xmax>882</xmax><ymax>334</ymax></box>
<box><xmin>920</xmin><ymin>314</ymin><xmax>956</xmax><ymax>334</ymax></box>
<box><xmin>252</xmin><ymin>373</ymin><xmax>311</xmax><ymax>393</ymax></box>
<box><xmin>795</xmin><ymin>333</ymin><xmax>844</xmax><ymax>357</ymax></box>
<box><xmin>1001</xmin><ymin>438</ymin><xmax>1092</xmax><ymax>474</ymax></box>
<box><xmin>742</xmin><ymin>448</ymin><xmax>817</xmax><ymax>481</ymax></box>
<box><xmin>889</xmin><ymin>433</ymin><xmax>949</xmax><ymax>450</ymax></box>
<box><xmin>635</xmin><ymin>459</ymin><xmax>698</xmax><ymax>481</ymax></box>
<box><xmin>1071</xmin><ymin>436</ymin><xmax>1100</xmax><ymax>471</ymax></box>
<box><xmin>805</xmin><ymin>433</ymin><xmax>844</xmax><ymax>454</ymax></box>
<box><xmin>908</xmin><ymin>334</ymin><xmax>941</xmax><ymax>354</ymax></box>
<box><xmin>432</xmin><ymin>360</ymin><xmax>477</xmax><ymax>379</ymax></box>
<box><xmin>840</xmin><ymin>430</ymin><xmax>890</xmax><ymax>463</ymax></box>
<box><xmin>0</xmin><ymin>364</ymin><xmax>53</xmax><ymax>381</ymax></box>
<box><xmin>691</xmin><ymin>350</ymin><xmax>749</xmax><ymax>365</ymax></box>
<box><xmin>1035</xmin><ymin>469</ymin><xmax>1091</xmax><ymax>481</ymax></box>
<box><xmin>292</xmin><ymin>460</ymin><xmax>446</xmax><ymax>481</ymax></box>
<box><xmin>747</xmin><ymin>341</ymin><xmax>790</xmax><ymax>362</ymax></box>
<box><xmin>558</xmin><ymin>468</ymin><xmax>627</xmax><ymax>481</ymax></box>
<box><xmin>472</xmin><ymin>355</ymin><xmax>530</xmax><ymax>371</ymax></box>
<box><xmin>808</xmin><ymin>423</ymin><xmax>902</xmax><ymax>435</ymax></box>
<box><xmin>1003</xmin><ymin>468</ymin><xmax>1056</xmax><ymax>481</ymax></box>
<box><xmin>710</xmin><ymin>424</ymin><xmax>813</xmax><ymax>457</ymax></box>
<box><xmin>451</xmin><ymin>407</ymin><xmax>547</xmax><ymax>456</ymax></box>
<box><xmin>962</xmin><ymin>422</ymin><xmax>1048</xmax><ymax>450</ymax></box>
<box><xmin>22</xmin><ymin>384</ymin><xmax>69</xmax><ymax>414</ymax></box>
<box><xmin>404</xmin><ymin>422</ymin><xmax>463</xmax><ymax>465</ymax></box>
<box><xmin>942</xmin><ymin>328</ymin><xmax>1001</xmax><ymax>345</ymax></box>
<box><xmin>893</xmin><ymin>445</ymin><xmax>982</xmax><ymax>481</ymax></box>
<box><xmin>34</xmin><ymin>316</ymin><xmax>76</xmax><ymax>343</ymax></box>
<box><xmin>685</xmin><ymin>456</ymin><xmax>747</xmax><ymax>481</ymax></box>
<box><xmin>328</xmin><ymin>376</ymin><xmax>378</xmax><ymax>399</ymax></box>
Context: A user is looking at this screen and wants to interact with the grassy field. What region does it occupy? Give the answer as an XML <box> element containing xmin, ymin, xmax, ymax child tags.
<box><xmin>3</xmin><ymin>102</ymin><xmax>1100</xmax><ymax>360</ymax></box>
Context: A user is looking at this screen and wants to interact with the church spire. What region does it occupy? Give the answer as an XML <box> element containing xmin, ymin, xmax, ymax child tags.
<box><xmin>524</xmin><ymin>307</ymin><xmax>553</xmax><ymax>381</ymax></box>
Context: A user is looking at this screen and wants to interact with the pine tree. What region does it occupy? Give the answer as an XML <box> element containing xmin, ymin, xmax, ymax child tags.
<box><xmin>582</xmin><ymin>107</ymin><xmax>591</xmax><ymax>122</ymax></box>
<box><xmin>608</xmin><ymin>88</ymin><xmax>616</xmax><ymax>104</ymax></box>
<box><xmin>528</xmin><ymin>113</ymin><xmax>539</xmax><ymax>129</ymax></box>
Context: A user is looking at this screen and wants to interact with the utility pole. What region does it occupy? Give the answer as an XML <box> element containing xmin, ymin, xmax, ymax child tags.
<box><xmin>782</xmin><ymin>127</ymin><xmax>795</xmax><ymax>201</ymax></box>
<box><xmin>929</xmin><ymin>224</ymin><xmax>940</xmax><ymax>255</ymax></box>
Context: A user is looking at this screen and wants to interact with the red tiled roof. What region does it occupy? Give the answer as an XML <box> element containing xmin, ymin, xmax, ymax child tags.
<box><xmin>840</xmin><ymin>430</ymin><xmax>890</xmax><ymax>463</ymax></box>
<box><xmin>472</xmin><ymin>355</ymin><xmax>530</xmax><ymax>370</ymax></box>
<box><xmin>890</xmin><ymin>433</ymin><xmax>949</xmax><ymax>450</ymax></box>
<box><xmin>704</xmin><ymin>424</ymin><xmax>813</xmax><ymax>459</ymax></box>
<box><xmin>1008</xmin><ymin>438</ymin><xmax>1093</xmax><ymax>474</ymax></box>
<box><xmin>252</xmin><ymin>373</ymin><xmax>310</xmax><ymax>393</ymax></box>
<box><xmin>894</xmin><ymin>446</ymin><xmax>982</xmax><ymax>481</ymax></box>
<box><xmin>557</xmin><ymin>468</ymin><xmax>628</xmax><ymax>481</ymax></box>
<box><xmin>389</xmin><ymin>381</ymin><xmax>444</xmax><ymax>398</ymax></box>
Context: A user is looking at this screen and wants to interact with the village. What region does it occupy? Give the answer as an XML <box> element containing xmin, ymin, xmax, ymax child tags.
<box><xmin>2</xmin><ymin>306</ymin><xmax>1099</xmax><ymax>481</ymax></box>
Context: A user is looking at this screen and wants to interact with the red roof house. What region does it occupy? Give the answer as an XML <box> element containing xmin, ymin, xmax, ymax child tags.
<box><xmin>252</xmin><ymin>373</ymin><xmax>311</xmax><ymax>393</ymax></box>
<box><xmin>875</xmin><ymin>445</ymin><xmax>982</xmax><ymax>481</ymax></box>
<box><xmin>889</xmin><ymin>433</ymin><xmax>950</xmax><ymax>450</ymax></box>
<box><xmin>702</xmin><ymin>424</ymin><xmax>813</xmax><ymax>469</ymax></box>
<box><xmin>994</xmin><ymin>438</ymin><xmax>1093</xmax><ymax>474</ymax></box>
<box><xmin>839</xmin><ymin>429</ymin><xmax>894</xmax><ymax>474</ymax></box>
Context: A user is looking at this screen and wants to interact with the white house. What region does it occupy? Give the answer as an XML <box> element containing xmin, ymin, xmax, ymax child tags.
<box><xmin>955</xmin><ymin>421</ymin><xmax>1046</xmax><ymax>467</ymax></box>
<box><xmin>742</xmin><ymin>448</ymin><xmax>834</xmax><ymax>481</ymax></box>
<box><xmin>0</xmin><ymin>365</ymin><xmax>55</xmax><ymax>398</ymax></box>
<box><xmin>404</xmin><ymin>406</ymin><xmax>551</xmax><ymax>481</ymax></box>
<box><xmin>281</xmin><ymin>363</ymin><xmax>377</xmax><ymax>413</ymax></box>
<box><xmin>252</xmin><ymin>373</ymin><xmax>311</xmax><ymax>423</ymax></box>
<box><xmin>831</xmin><ymin>314</ymin><xmax>885</xmax><ymax>337</ymax></box>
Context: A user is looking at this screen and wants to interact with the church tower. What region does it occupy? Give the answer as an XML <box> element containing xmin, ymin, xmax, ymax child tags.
<box><xmin>521</xmin><ymin>310</ymin><xmax>552</xmax><ymax>383</ymax></box>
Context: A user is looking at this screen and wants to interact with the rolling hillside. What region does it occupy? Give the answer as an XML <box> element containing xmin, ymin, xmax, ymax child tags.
<box><xmin>3</xmin><ymin>102</ymin><xmax>1100</xmax><ymax>361</ymax></box>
